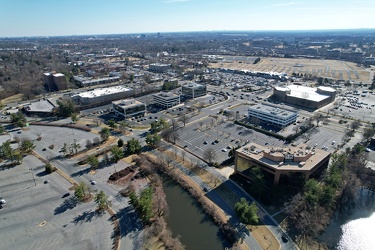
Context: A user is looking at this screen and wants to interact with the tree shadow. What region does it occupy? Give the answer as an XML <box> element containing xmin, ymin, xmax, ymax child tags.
<box><xmin>54</xmin><ymin>196</ymin><xmax>78</xmax><ymax>215</ymax></box>
<box><xmin>72</xmin><ymin>209</ymin><xmax>100</xmax><ymax>225</ymax></box>
<box><xmin>224</xmin><ymin>123</ymin><xmax>235</xmax><ymax>128</ymax></box>
<box><xmin>36</xmin><ymin>171</ymin><xmax>49</xmax><ymax>177</ymax></box>
<box><xmin>71</xmin><ymin>167</ymin><xmax>91</xmax><ymax>177</ymax></box>
<box><xmin>115</xmin><ymin>206</ymin><xmax>143</xmax><ymax>239</ymax></box>
<box><xmin>241</xmin><ymin>130</ymin><xmax>253</xmax><ymax>136</ymax></box>
<box><xmin>235</xmin><ymin>126</ymin><xmax>243</xmax><ymax>131</ymax></box>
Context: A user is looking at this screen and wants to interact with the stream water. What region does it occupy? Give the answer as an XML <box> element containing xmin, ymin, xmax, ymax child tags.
<box><xmin>162</xmin><ymin>177</ymin><xmax>230</xmax><ymax>250</ymax></box>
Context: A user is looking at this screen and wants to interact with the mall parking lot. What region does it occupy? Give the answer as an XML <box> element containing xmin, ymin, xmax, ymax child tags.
<box><xmin>0</xmin><ymin>155</ymin><xmax>113</xmax><ymax>250</ymax></box>
<box><xmin>178</xmin><ymin>118</ymin><xmax>284</xmax><ymax>163</ymax></box>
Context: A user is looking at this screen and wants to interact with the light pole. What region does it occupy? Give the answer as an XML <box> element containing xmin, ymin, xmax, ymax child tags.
<box><xmin>29</xmin><ymin>168</ymin><xmax>36</xmax><ymax>186</ymax></box>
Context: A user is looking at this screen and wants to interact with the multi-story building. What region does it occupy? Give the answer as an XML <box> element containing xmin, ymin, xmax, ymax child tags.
<box><xmin>153</xmin><ymin>92</ymin><xmax>180</xmax><ymax>108</ymax></box>
<box><xmin>43</xmin><ymin>72</ymin><xmax>68</xmax><ymax>91</ymax></box>
<box><xmin>181</xmin><ymin>82</ymin><xmax>207</xmax><ymax>99</ymax></box>
<box><xmin>248</xmin><ymin>104</ymin><xmax>297</xmax><ymax>128</ymax></box>
<box><xmin>148</xmin><ymin>63</ymin><xmax>171</xmax><ymax>73</ymax></box>
<box><xmin>112</xmin><ymin>99</ymin><xmax>146</xmax><ymax>118</ymax></box>
<box><xmin>71</xmin><ymin>86</ymin><xmax>133</xmax><ymax>106</ymax></box>
<box><xmin>235</xmin><ymin>143</ymin><xmax>331</xmax><ymax>185</ymax></box>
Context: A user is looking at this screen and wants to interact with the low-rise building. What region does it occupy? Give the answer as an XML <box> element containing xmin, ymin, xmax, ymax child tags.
<box><xmin>112</xmin><ymin>99</ymin><xmax>146</xmax><ymax>118</ymax></box>
<box><xmin>71</xmin><ymin>86</ymin><xmax>133</xmax><ymax>106</ymax></box>
<box><xmin>73</xmin><ymin>76</ymin><xmax>120</xmax><ymax>87</ymax></box>
<box><xmin>248</xmin><ymin>104</ymin><xmax>297</xmax><ymax>128</ymax></box>
<box><xmin>235</xmin><ymin>143</ymin><xmax>331</xmax><ymax>185</ymax></box>
<box><xmin>181</xmin><ymin>82</ymin><xmax>207</xmax><ymax>99</ymax></box>
<box><xmin>23</xmin><ymin>99</ymin><xmax>56</xmax><ymax>116</ymax></box>
<box><xmin>153</xmin><ymin>92</ymin><xmax>180</xmax><ymax>108</ymax></box>
<box><xmin>148</xmin><ymin>63</ymin><xmax>171</xmax><ymax>73</ymax></box>
<box><xmin>272</xmin><ymin>85</ymin><xmax>336</xmax><ymax>109</ymax></box>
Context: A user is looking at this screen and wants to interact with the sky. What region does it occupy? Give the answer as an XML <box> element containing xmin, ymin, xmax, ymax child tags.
<box><xmin>0</xmin><ymin>0</ymin><xmax>374</xmax><ymax>37</ymax></box>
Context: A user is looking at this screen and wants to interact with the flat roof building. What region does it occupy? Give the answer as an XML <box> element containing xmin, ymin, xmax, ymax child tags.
<box><xmin>112</xmin><ymin>99</ymin><xmax>146</xmax><ymax>119</ymax></box>
<box><xmin>235</xmin><ymin>142</ymin><xmax>331</xmax><ymax>185</ymax></box>
<box><xmin>181</xmin><ymin>82</ymin><xmax>207</xmax><ymax>99</ymax></box>
<box><xmin>153</xmin><ymin>92</ymin><xmax>180</xmax><ymax>108</ymax></box>
<box><xmin>23</xmin><ymin>99</ymin><xmax>56</xmax><ymax>116</ymax></box>
<box><xmin>149</xmin><ymin>63</ymin><xmax>171</xmax><ymax>73</ymax></box>
<box><xmin>248</xmin><ymin>104</ymin><xmax>297</xmax><ymax>128</ymax></box>
<box><xmin>72</xmin><ymin>86</ymin><xmax>133</xmax><ymax>106</ymax></box>
<box><xmin>73</xmin><ymin>76</ymin><xmax>120</xmax><ymax>87</ymax></box>
<box><xmin>272</xmin><ymin>85</ymin><xmax>336</xmax><ymax>109</ymax></box>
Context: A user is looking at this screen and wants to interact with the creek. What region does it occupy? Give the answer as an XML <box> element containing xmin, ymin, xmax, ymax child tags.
<box><xmin>162</xmin><ymin>177</ymin><xmax>230</xmax><ymax>250</ymax></box>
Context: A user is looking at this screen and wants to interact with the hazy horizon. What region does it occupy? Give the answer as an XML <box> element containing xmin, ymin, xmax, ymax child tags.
<box><xmin>1</xmin><ymin>0</ymin><xmax>374</xmax><ymax>37</ymax></box>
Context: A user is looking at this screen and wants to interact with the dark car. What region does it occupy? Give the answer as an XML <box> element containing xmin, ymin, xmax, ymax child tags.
<box><xmin>44</xmin><ymin>180</ymin><xmax>49</xmax><ymax>184</ymax></box>
<box><xmin>281</xmin><ymin>234</ymin><xmax>289</xmax><ymax>243</ymax></box>
<box><xmin>62</xmin><ymin>193</ymin><xmax>70</xmax><ymax>198</ymax></box>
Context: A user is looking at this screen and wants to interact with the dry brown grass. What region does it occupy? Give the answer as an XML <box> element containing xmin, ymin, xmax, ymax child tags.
<box><xmin>249</xmin><ymin>225</ymin><xmax>280</xmax><ymax>250</ymax></box>
<box><xmin>1</xmin><ymin>93</ymin><xmax>24</xmax><ymax>104</ymax></box>
<box><xmin>210</xmin><ymin>57</ymin><xmax>371</xmax><ymax>82</ymax></box>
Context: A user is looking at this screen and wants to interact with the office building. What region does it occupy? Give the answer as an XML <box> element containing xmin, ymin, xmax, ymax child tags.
<box><xmin>153</xmin><ymin>92</ymin><xmax>180</xmax><ymax>108</ymax></box>
<box><xmin>112</xmin><ymin>99</ymin><xmax>146</xmax><ymax>118</ymax></box>
<box><xmin>44</xmin><ymin>72</ymin><xmax>68</xmax><ymax>91</ymax></box>
<box><xmin>181</xmin><ymin>82</ymin><xmax>207</xmax><ymax>99</ymax></box>
<box><xmin>235</xmin><ymin>143</ymin><xmax>331</xmax><ymax>185</ymax></box>
<box><xmin>248</xmin><ymin>104</ymin><xmax>297</xmax><ymax>128</ymax></box>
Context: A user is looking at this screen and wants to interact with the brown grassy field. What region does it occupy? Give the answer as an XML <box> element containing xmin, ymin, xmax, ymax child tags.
<box><xmin>210</xmin><ymin>57</ymin><xmax>371</xmax><ymax>82</ymax></box>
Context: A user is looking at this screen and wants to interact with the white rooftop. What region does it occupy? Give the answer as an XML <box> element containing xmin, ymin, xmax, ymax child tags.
<box><xmin>318</xmin><ymin>86</ymin><xmax>336</xmax><ymax>92</ymax></box>
<box><xmin>286</xmin><ymin>85</ymin><xmax>331</xmax><ymax>102</ymax></box>
<box><xmin>74</xmin><ymin>86</ymin><xmax>132</xmax><ymax>98</ymax></box>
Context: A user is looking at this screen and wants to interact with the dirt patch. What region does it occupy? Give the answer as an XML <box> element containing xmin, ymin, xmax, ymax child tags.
<box><xmin>108</xmin><ymin>167</ymin><xmax>136</xmax><ymax>181</ymax></box>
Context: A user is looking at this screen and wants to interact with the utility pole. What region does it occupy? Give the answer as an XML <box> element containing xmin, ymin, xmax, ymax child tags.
<box><xmin>29</xmin><ymin>168</ymin><xmax>36</xmax><ymax>186</ymax></box>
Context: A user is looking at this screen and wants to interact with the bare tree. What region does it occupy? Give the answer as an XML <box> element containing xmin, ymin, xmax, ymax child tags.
<box><xmin>85</xmin><ymin>139</ymin><xmax>93</xmax><ymax>150</ymax></box>
<box><xmin>171</xmin><ymin>118</ymin><xmax>178</xmax><ymax>131</ymax></box>
<box><xmin>181</xmin><ymin>150</ymin><xmax>186</xmax><ymax>163</ymax></box>
<box><xmin>350</xmin><ymin>120</ymin><xmax>361</xmax><ymax>131</ymax></box>
<box><xmin>203</xmin><ymin>148</ymin><xmax>217</xmax><ymax>164</ymax></box>
<box><xmin>311</xmin><ymin>113</ymin><xmax>325</xmax><ymax>127</ymax></box>
<box><xmin>199</xmin><ymin>121</ymin><xmax>204</xmax><ymax>129</ymax></box>
<box><xmin>171</xmin><ymin>130</ymin><xmax>180</xmax><ymax>144</ymax></box>
<box><xmin>178</xmin><ymin>113</ymin><xmax>190</xmax><ymax>127</ymax></box>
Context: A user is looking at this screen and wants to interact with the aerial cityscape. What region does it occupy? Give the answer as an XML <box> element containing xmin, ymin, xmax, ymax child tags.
<box><xmin>1</xmin><ymin>1</ymin><xmax>375</xmax><ymax>250</ymax></box>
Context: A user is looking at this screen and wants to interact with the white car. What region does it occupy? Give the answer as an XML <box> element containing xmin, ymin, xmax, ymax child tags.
<box><xmin>222</xmin><ymin>148</ymin><xmax>227</xmax><ymax>152</ymax></box>
<box><xmin>0</xmin><ymin>199</ymin><xmax>6</xmax><ymax>204</ymax></box>
<box><xmin>90</xmin><ymin>180</ymin><xmax>97</xmax><ymax>185</ymax></box>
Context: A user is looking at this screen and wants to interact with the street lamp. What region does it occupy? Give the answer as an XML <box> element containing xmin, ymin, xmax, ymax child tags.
<box><xmin>29</xmin><ymin>168</ymin><xmax>36</xmax><ymax>186</ymax></box>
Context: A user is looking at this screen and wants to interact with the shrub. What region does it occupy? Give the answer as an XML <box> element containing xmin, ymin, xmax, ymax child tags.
<box><xmin>45</xmin><ymin>163</ymin><xmax>56</xmax><ymax>173</ymax></box>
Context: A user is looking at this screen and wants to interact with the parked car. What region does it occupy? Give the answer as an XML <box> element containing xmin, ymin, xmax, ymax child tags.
<box><xmin>281</xmin><ymin>234</ymin><xmax>289</xmax><ymax>243</ymax></box>
<box><xmin>62</xmin><ymin>193</ymin><xmax>70</xmax><ymax>198</ymax></box>
<box><xmin>90</xmin><ymin>180</ymin><xmax>97</xmax><ymax>185</ymax></box>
